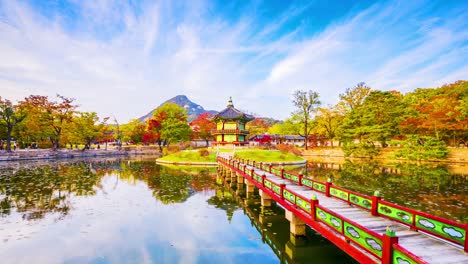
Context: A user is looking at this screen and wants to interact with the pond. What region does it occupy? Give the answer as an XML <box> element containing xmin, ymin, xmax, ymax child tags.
<box><xmin>0</xmin><ymin>157</ymin><xmax>356</xmax><ymax>264</ymax></box>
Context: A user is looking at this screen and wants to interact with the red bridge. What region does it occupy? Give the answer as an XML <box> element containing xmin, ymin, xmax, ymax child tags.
<box><xmin>217</xmin><ymin>156</ymin><xmax>468</xmax><ymax>264</ymax></box>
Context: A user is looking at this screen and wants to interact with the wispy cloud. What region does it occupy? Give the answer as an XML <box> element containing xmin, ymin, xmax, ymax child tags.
<box><xmin>0</xmin><ymin>0</ymin><xmax>466</xmax><ymax>121</ymax></box>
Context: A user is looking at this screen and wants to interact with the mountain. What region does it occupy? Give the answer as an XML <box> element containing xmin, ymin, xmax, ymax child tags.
<box><xmin>138</xmin><ymin>95</ymin><xmax>217</xmax><ymax>122</ymax></box>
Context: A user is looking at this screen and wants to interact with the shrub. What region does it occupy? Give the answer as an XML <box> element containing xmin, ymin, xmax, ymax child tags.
<box><xmin>198</xmin><ymin>149</ymin><xmax>210</xmax><ymax>157</ymax></box>
<box><xmin>395</xmin><ymin>135</ymin><xmax>448</xmax><ymax>160</ymax></box>
<box><xmin>341</xmin><ymin>140</ymin><xmax>380</xmax><ymax>158</ymax></box>
<box><xmin>275</xmin><ymin>144</ymin><xmax>302</xmax><ymax>156</ymax></box>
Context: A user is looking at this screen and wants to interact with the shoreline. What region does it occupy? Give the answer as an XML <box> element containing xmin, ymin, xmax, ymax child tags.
<box><xmin>0</xmin><ymin>149</ymin><xmax>158</xmax><ymax>162</ymax></box>
<box><xmin>300</xmin><ymin>147</ymin><xmax>468</xmax><ymax>164</ymax></box>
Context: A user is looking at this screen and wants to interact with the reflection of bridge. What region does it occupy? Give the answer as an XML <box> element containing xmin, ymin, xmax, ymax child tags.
<box><xmin>217</xmin><ymin>176</ymin><xmax>353</xmax><ymax>263</ymax></box>
<box><xmin>218</xmin><ymin>157</ymin><xmax>468</xmax><ymax>264</ymax></box>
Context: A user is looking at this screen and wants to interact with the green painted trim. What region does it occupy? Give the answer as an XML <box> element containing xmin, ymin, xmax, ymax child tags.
<box><xmin>283</xmin><ymin>189</ymin><xmax>296</xmax><ymax>203</ymax></box>
<box><xmin>330</xmin><ymin>187</ymin><xmax>349</xmax><ymax>201</ymax></box>
<box><xmin>313</xmin><ymin>182</ymin><xmax>326</xmax><ymax>193</ymax></box>
<box><xmin>272</xmin><ymin>184</ymin><xmax>281</xmax><ymax>195</ymax></box>
<box><xmin>296</xmin><ymin>196</ymin><xmax>311</xmax><ymax>213</ymax></box>
<box><xmin>316</xmin><ymin>207</ymin><xmax>343</xmax><ymax>233</ymax></box>
<box><xmin>349</xmin><ymin>194</ymin><xmax>372</xmax><ymax>210</ymax></box>
<box><xmin>378</xmin><ymin>204</ymin><xmax>413</xmax><ymax>225</ymax></box>
<box><xmin>291</xmin><ymin>174</ymin><xmax>300</xmax><ymax>183</ymax></box>
<box><xmin>343</xmin><ymin>221</ymin><xmax>383</xmax><ymax>258</ymax></box>
<box><xmin>393</xmin><ymin>248</ymin><xmax>418</xmax><ymax>264</ymax></box>
<box><xmin>301</xmin><ymin>178</ymin><xmax>313</xmax><ymax>187</ymax></box>
<box><xmin>264</xmin><ymin>179</ymin><xmax>272</xmax><ymax>190</ymax></box>
<box><xmin>415</xmin><ymin>215</ymin><xmax>465</xmax><ymax>245</ymax></box>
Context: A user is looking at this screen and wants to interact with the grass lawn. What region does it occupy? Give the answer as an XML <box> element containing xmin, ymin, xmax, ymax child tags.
<box><xmin>234</xmin><ymin>149</ymin><xmax>304</xmax><ymax>162</ymax></box>
<box><xmin>159</xmin><ymin>150</ymin><xmax>217</xmax><ymax>163</ymax></box>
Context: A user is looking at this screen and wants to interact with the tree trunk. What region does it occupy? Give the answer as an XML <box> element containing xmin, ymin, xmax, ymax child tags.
<box><xmin>304</xmin><ymin>120</ymin><xmax>308</xmax><ymax>150</ymax></box>
<box><xmin>5</xmin><ymin>125</ymin><xmax>12</xmax><ymax>152</ymax></box>
<box><xmin>205</xmin><ymin>139</ymin><xmax>209</xmax><ymax>147</ymax></box>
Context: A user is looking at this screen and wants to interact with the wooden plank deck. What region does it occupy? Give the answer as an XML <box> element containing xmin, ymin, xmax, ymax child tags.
<box><xmin>246</xmin><ymin>166</ymin><xmax>468</xmax><ymax>264</ymax></box>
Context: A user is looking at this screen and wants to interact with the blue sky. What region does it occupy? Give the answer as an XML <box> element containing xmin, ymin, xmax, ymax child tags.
<box><xmin>0</xmin><ymin>0</ymin><xmax>467</xmax><ymax>122</ymax></box>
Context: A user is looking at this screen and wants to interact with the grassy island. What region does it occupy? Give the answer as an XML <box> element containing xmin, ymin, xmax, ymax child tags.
<box><xmin>157</xmin><ymin>149</ymin><xmax>217</xmax><ymax>164</ymax></box>
<box><xmin>233</xmin><ymin>149</ymin><xmax>305</xmax><ymax>163</ymax></box>
<box><xmin>157</xmin><ymin>148</ymin><xmax>305</xmax><ymax>165</ymax></box>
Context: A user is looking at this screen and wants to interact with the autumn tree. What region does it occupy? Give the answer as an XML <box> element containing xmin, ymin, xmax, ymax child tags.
<box><xmin>292</xmin><ymin>90</ymin><xmax>321</xmax><ymax>150</ymax></box>
<box><xmin>401</xmin><ymin>81</ymin><xmax>468</xmax><ymax>145</ymax></box>
<box><xmin>246</xmin><ymin>118</ymin><xmax>273</xmax><ymax>136</ymax></box>
<box><xmin>313</xmin><ymin>105</ymin><xmax>344</xmax><ymax>147</ymax></box>
<box><xmin>146</xmin><ymin>103</ymin><xmax>191</xmax><ymax>151</ymax></box>
<box><xmin>338</xmin><ymin>90</ymin><xmax>406</xmax><ymax>157</ymax></box>
<box><xmin>0</xmin><ymin>98</ymin><xmax>26</xmax><ymax>152</ymax></box>
<box><xmin>268</xmin><ymin>118</ymin><xmax>301</xmax><ymax>136</ymax></box>
<box><xmin>72</xmin><ymin>112</ymin><xmax>102</xmax><ymax>150</ymax></box>
<box><xmin>121</xmin><ymin>119</ymin><xmax>145</xmax><ymax>143</ymax></box>
<box><xmin>339</xmin><ymin>82</ymin><xmax>372</xmax><ymax>111</ymax></box>
<box><xmin>190</xmin><ymin>112</ymin><xmax>216</xmax><ymax>147</ymax></box>
<box><xmin>19</xmin><ymin>95</ymin><xmax>76</xmax><ymax>150</ymax></box>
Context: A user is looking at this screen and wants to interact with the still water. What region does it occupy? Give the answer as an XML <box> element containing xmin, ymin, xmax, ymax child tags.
<box><xmin>0</xmin><ymin>158</ymin><xmax>356</xmax><ymax>264</ymax></box>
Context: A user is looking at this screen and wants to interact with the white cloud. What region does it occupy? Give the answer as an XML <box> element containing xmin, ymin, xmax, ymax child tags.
<box><xmin>0</xmin><ymin>1</ymin><xmax>466</xmax><ymax>121</ymax></box>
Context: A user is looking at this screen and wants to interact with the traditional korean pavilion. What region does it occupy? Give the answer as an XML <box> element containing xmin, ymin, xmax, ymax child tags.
<box><xmin>212</xmin><ymin>97</ymin><xmax>254</xmax><ymax>146</ymax></box>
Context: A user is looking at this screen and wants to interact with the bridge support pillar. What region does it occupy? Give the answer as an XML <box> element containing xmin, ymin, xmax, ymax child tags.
<box><xmin>236</xmin><ymin>183</ymin><xmax>244</xmax><ymax>196</ymax></box>
<box><xmin>285</xmin><ymin>210</ymin><xmax>306</xmax><ymax>236</ymax></box>
<box><xmin>236</xmin><ymin>173</ymin><xmax>243</xmax><ymax>183</ymax></box>
<box><xmin>259</xmin><ymin>189</ymin><xmax>272</xmax><ymax>207</ymax></box>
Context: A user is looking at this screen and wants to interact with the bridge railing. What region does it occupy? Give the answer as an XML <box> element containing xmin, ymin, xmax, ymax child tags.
<box><xmin>219</xmin><ymin>157</ymin><xmax>426</xmax><ymax>263</ymax></box>
<box><xmin>229</xmin><ymin>157</ymin><xmax>468</xmax><ymax>252</ymax></box>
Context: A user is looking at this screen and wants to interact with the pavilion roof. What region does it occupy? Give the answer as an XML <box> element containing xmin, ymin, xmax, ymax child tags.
<box><xmin>213</xmin><ymin>97</ymin><xmax>254</xmax><ymax>122</ymax></box>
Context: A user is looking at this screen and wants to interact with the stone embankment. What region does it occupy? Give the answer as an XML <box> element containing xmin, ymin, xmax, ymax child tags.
<box><xmin>301</xmin><ymin>147</ymin><xmax>468</xmax><ymax>163</ymax></box>
<box><xmin>0</xmin><ymin>148</ymin><xmax>159</xmax><ymax>162</ymax></box>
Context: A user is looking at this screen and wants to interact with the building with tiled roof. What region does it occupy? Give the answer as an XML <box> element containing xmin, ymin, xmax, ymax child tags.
<box><xmin>212</xmin><ymin>97</ymin><xmax>254</xmax><ymax>146</ymax></box>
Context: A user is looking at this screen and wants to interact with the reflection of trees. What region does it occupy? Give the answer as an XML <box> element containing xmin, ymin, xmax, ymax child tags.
<box><xmin>207</xmin><ymin>185</ymin><xmax>241</xmax><ymax>222</ymax></box>
<box><xmin>0</xmin><ymin>162</ymin><xmax>107</xmax><ymax>220</ymax></box>
<box><xmin>120</xmin><ymin>162</ymin><xmax>217</xmax><ymax>204</ymax></box>
<box><xmin>297</xmin><ymin>160</ymin><xmax>467</xmax><ymax>222</ymax></box>
<box><xmin>0</xmin><ymin>160</ymin><xmax>219</xmax><ymax>220</ymax></box>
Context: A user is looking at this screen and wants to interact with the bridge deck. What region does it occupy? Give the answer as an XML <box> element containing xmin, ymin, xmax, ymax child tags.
<box><xmin>239</xmin><ymin>163</ymin><xmax>468</xmax><ymax>264</ymax></box>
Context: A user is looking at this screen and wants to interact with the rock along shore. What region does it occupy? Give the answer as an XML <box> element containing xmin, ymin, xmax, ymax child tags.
<box><xmin>0</xmin><ymin>148</ymin><xmax>159</xmax><ymax>162</ymax></box>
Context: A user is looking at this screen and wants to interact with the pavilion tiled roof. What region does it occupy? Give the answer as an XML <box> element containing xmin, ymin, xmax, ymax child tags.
<box><xmin>213</xmin><ymin>97</ymin><xmax>254</xmax><ymax>121</ymax></box>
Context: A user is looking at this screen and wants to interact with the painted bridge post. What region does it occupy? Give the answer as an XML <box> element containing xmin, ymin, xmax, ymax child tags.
<box><xmin>281</xmin><ymin>168</ymin><xmax>285</xmax><ymax>179</ymax></box>
<box><xmin>269</xmin><ymin>165</ymin><xmax>272</xmax><ymax>173</ymax></box>
<box><xmin>325</xmin><ymin>178</ymin><xmax>332</xmax><ymax>197</ymax></box>
<box><xmin>262</xmin><ymin>174</ymin><xmax>266</xmax><ymax>188</ymax></box>
<box><xmin>382</xmin><ymin>227</ymin><xmax>399</xmax><ymax>264</ymax></box>
<box><xmin>371</xmin><ymin>190</ymin><xmax>381</xmax><ymax>216</ymax></box>
<box><xmin>298</xmin><ymin>174</ymin><xmax>303</xmax><ymax>186</ymax></box>
<box><xmin>280</xmin><ymin>184</ymin><xmax>286</xmax><ymax>200</ymax></box>
<box><xmin>311</xmin><ymin>195</ymin><xmax>319</xmax><ymax>221</ymax></box>
<box><xmin>464</xmin><ymin>224</ymin><xmax>468</xmax><ymax>252</ymax></box>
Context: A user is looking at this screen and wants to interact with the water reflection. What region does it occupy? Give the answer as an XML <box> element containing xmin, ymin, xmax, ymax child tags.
<box><xmin>213</xmin><ymin>175</ymin><xmax>357</xmax><ymax>263</ymax></box>
<box><xmin>0</xmin><ymin>158</ymin><xmax>362</xmax><ymax>263</ymax></box>
<box><xmin>290</xmin><ymin>159</ymin><xmax>468</xmax><ymax>222</ymax></box>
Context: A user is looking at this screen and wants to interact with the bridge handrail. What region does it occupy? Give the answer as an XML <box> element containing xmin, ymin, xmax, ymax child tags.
<box><xmin>378</xmin><ymin>199</ymin><xmax>467</xmax><ymax>248</ymax></box>
<box><xmin>218</xmin><ymin>157</ymin><xmax>430</xmax><ymax>263</ymax></box>
<box><xmin>229</xmin><ymin>157</ymin><xmax>467</xmax><ymax>252</ymax></box>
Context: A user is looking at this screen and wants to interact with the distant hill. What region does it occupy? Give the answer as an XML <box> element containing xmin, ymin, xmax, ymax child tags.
<box><xmin>138</xmin><ymin>95</ymin><xmax>217</xmax><ymax>122</ymax></box>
